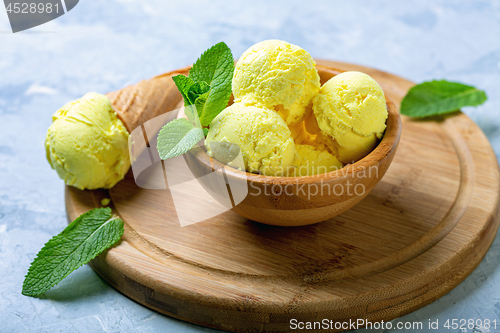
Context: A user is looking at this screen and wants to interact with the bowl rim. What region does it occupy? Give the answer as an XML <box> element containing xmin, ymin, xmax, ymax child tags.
<box><xmin>184</xmin><ymin>67</ymin><xmax>402</xmax><ymax>186</ymax></box>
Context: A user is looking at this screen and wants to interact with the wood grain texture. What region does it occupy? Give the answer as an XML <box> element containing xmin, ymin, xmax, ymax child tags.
<box><xmin>66</xmin><ymin>61</ymin><xmax>500</xmax><ymax>333</ymax></box>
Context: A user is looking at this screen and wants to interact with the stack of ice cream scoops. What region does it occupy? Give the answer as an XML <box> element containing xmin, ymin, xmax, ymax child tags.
<box><xmin>45</xmin><ymin>39</ymin><xmax>388</xmax><ymax>190</ymax></box>
<box><xmin>206</xmin><ymin>40</ymin><xmax>388</xmax><ymax>177</ymax></box>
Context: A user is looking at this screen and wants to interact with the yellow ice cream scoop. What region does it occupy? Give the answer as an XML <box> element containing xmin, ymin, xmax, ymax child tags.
<box><xmin>293</xmin><ymin>144</ymin><xmax>343</xmax><ymax>177</ymax></box>
<box><xmin>232</xmin><ymin>39</ymin><xmax>320</xmax><ymax>126</ymax></box>
<box><xmin>45</xmin><ymin>92</ymin><xmax>130</xmax><ymax>190</ymax></box>
<box><xmin>205</xmin><ymin>103</ymin><xmax>295</xmax><ymax>176</ymax></box>
<box><xmin>312</xmin><ymin>71</ymin><xmax>388</xmax><ymax>164</ymax></box>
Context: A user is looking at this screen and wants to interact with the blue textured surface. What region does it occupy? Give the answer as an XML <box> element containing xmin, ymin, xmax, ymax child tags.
<box><xmin>1</xmin><ymin>1</ymin><xmax>500</xmax><ymax>332</ymax></box>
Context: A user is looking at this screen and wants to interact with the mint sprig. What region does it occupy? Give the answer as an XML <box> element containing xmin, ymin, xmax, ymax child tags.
<box><xmin>158</xmin><ymin>42</ymin><xmax>234</xmax><ymax>160</ymax></box>
<box><xmin>22</xmin><ymin>208</ymin><xmax>124</xmax><ymax>297</ymax></box>
<box><xmin>189</xmin><ymin>41</ymin><xmax>234</xmax><ymax>126</ymax></box>
<box><xmin>401</xmin><ymin>80</ymin><xmax>487</xmax><ymax>118</ymax></box>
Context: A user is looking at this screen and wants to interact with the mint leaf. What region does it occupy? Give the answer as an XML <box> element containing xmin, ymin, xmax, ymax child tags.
<box><xmin>189</xmin><ymin>42</ymin><xmax>232</xmax><ymax>83</ymax></box>
<box><xmin>195</xmin><ymin>92</ymin><xmax>209</xmax><ymax>118</ymax></box>
<box><xmin>160</xmin><ymin>42</ymin><xmax>234</xmax><ymax>160</ymax></box>
<box><xmin>183</xmin><ymin>104</ymin><xmax>200</xmax><ymax>126</ymax></box>
<box><xmin>203</xmin><ymin>127</ymin><xmax>209</xmax><ymax>137</ymax></box>
<box><xmin>22</xmin><ymin>208</ymin><xmax>124</xmax><ymax>296</ymax></box>
<box><xmin>157</xmin><ymin>118</ymin><xmax>204</xmax><ymax>159</ymax></box>
<box><xmin>198</xmin><ymin>81</ymin><xmax>210</xmax><ymax>93</ymax></box>
<box><xmin>401</xmin><ymin>80</ymin><xmax>487</xmax><ymax>118</ymax></box>
<box><xmin>187</xmin><ymin>81</ymin><xmax>210</xmax><ymax>104</ymax></box>
<box><xmin>189</xmin><ymin>42</ymin><xmax>234</xmax><ymax>126</ymax></box>
<box><xmin>172</xmin><ymin>75</ymin><xmax>196</xmax><ymax>106</ymax></box>
<box><xmin>173</xmin><ymin>75</ymin><xmax>210</xmax><ymax>108</ymax></box>
<box><xmin>188</xmin><ymin>82</ymin><xmax>210</xmax><ymax>117</ymax></box>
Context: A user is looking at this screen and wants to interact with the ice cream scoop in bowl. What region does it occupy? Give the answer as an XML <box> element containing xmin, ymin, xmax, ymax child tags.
<box><xmin>182</xmin><ymin>66</ymin><xmax>401</xmax><ymax>226</ymax></box>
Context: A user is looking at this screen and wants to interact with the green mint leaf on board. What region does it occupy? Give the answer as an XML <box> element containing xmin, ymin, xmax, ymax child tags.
<box><xmin>172</xmin><ymin>75</ymin><xmax>196</xmax><ymax>106</ymax></box>
<box><xmin>22</xmin><ymin>207</ymin><xmax>124</xmax><ymax>297</ymax></box>
<box><xmin>401</xmin><ymin>80</ymin><xmax>487</xmax><ymax>118</ymax></box>
<box><xmin>203</xmin><ymin>127</ymin><xmax>209</xmax><ymax>137</ymax></box>
<box><xmin>189</xmin><ymin>42</ymin><xmax>234</xmax><ymax>126</ymax></box>
<box><xmin>157</xmin><ymin>118</ymin><xmax>204</xmax><ymax>159</ymax></box>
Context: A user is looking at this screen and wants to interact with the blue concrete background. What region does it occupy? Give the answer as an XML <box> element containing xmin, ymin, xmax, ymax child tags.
<box><xmin>1</xmin><ymin>0</ymin><xmax>500</xmax><ymax>332</ymax></box>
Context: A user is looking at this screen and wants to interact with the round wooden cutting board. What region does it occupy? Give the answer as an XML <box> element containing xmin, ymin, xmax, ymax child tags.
<box><xmin>65</xmin><ymin>61</ymin><xmax>500</xmax><ymax>333</ymax></box>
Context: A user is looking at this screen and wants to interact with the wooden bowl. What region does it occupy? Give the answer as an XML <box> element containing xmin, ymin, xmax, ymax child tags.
<box><xmin>183</xmin><ymin>66</ymin><xmax>402</xmax><ymax>226</ymax></box>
